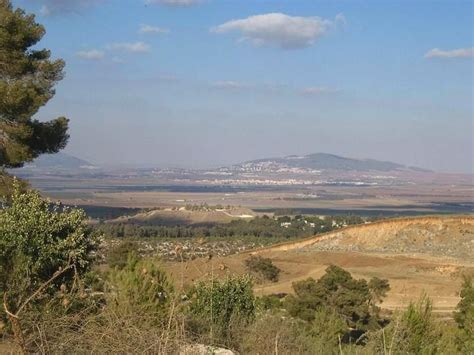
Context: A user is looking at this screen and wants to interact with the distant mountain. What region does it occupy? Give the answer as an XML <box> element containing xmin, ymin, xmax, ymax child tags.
<box><xmin>231</xmin><ymin>153</ymin><xmax>430</xmax><ymax>172</ymax></box>
<box><xmin>24</xmin><ymin>153</ymin><xmax>96</xmax><ymax>170</ymax></box>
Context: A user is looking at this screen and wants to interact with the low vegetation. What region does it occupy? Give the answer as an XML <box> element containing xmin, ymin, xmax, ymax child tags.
<box><xmin>1</xmin><ymin>185</ymin><xmax>473</xmax><ymax>354</ymax></box>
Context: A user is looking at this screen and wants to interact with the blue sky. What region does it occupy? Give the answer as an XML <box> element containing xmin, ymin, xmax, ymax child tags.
<box><xmin>14</xmin><ymin>0</ymin><xmax>474</xmax><ymax>172</ymax></box>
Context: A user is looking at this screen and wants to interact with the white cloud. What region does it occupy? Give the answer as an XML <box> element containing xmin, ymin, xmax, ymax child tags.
<box><xmin>145</xmin><ymin>0</ymin><xmax>200</xmax><ymax>6</ymax></box>
<box><xmin>76</xmin><ymin>49</ymin><xmax>105</xmax><ymax>60</ymax></box>
<box><xmin>425</xmin><ymin>47</ymin><xmax>474</xmax><ymax>59</ymax></box>
<box><xmin>36</xmin><ymin>0</ymin><xmax>104</xmax><ymax>16</ymax></box>
<box><xmin>107</xmin><ymin>42</ymin><xmax>150</xmax><ymax>53</ymax></box>
<box><xmin>211</xmin><ymin>13</ymin><xmax>341</xmax><ymax>49</ymax></box>
<box><xmin>211</xmin><ymin>81</ymin><xmax>249</xmax><ymax>90</ymax></box>
<box><xmin>139</xmin><ymin>24</ymin><xmax>169</xmax><ymax>34</ymax></box>
<box><xmin>301</xmin><ymin>87</ymin><xmax>338</xmax><ymax>95</ymax></box>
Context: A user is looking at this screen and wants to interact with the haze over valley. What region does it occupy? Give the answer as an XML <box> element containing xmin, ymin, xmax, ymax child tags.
<box><xmin>1</xmin><ymin>1</ymin><xmax>473</xmax><ymax>354</ymax></box>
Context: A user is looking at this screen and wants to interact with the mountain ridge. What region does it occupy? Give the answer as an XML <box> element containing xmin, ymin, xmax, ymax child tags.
<box><xmin>23</xmin><ymin>153</ymin><xmax>96</xmax><ymax>170</ymax></box>
<box><xmin>232</xmin><ymin>152</ymin><xmax>432</xmax><ymax>172</ymax></box>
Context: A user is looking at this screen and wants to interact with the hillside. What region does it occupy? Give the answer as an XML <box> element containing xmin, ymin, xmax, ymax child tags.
<box><xmin>108</xmin><ymin>206</ymin><xmax>256</xmax><ymax>226</ymax></box>
<box><xmin>231</xmin><ymin>152</ymin><xmax>430</xmax><ymax>172</ymax></box>
<box><xmin>164</xmin><ymin>215</ymin><xmax>474</xmax><ymax>314</ymax></box>
<box><xmin>22</xmin><ymin>153</ymin><xmax>96</xmax><ymax>170</ymax></box>
<box><xmin>257</xmin><ymin>216</ymin><xmax>474</xmax><ymax>260</ymax></box>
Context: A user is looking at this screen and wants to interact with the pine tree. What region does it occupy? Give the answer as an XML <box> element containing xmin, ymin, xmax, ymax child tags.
<box><xmin>0</xmin><ymin>0</ymin><xmax>68</xmax><ymax>169</ymax></box>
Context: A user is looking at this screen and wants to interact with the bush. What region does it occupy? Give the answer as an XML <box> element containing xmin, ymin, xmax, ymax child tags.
<box><xmin>107</xmin><ymin>241</ymin><xmax>140</xmax><ymax>269</ymax></box>
<box><xmin>367</xmin><ymin>295</ymin><xmax>440</xmax><ymax>354</ymax></box>
<box><xmin>309</xmin><ymin>308</ymin><xmax>347</xmax><ymax>351</ymax></box>
<box><xmin>0</xmin><ymin>181</ymin><xmax>98</xmax><ymax>314</ymax></box>
<box><xmin>242</xmin><ymin>312</ymin><xmax>314</xmax><ymax>354</ymax></box>
<box><xmin>245</xmin><ymin>255</ymin><xmax>281</xmax><ymax>282</ymax></box>
<box><xmin>454</xmin><ymin>275</ymin><xmax>474</xmax><ymax>351</ymax></box>
<box><xmin>107</xmin><ymin>254</ymin><xmax>174</xmax><ymax>320</ymax></box>
<box><xmin>187</xmin><ymin>274</ymin><xmax>256</xmax><ymax>348</ymax></box>
<box><xmin>257</xmin><ymin>294</ymin><xmax>283</xmax><ymax>311</ymax></box>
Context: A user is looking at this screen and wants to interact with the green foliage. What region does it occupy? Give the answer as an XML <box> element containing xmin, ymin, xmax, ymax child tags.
<box><xmin>0</xmin><ymin>170</ymin><xmax>28</xmax><ymax>201</ymax></box>
<box><xmin>399</xmin><ymin>296</ymin><xmax>437</xmax><ymax>354</ymax></box>
<box><xmin>187</xmin><ymin>274</ymin><xmax>256</xmax><ymax>346</ymax></box>
<box><xmin>285</xmin><ymin>265</ymin><xmax>388</xmax><ymax>332</ymax></box>
<box><xmin>241</xmin><ymin>313</ymin><xmax>314</xmax><ymax>354</ymax></box>
<box><xmin>245</xmin><ymin>255</ymin><xmax>281</xmax><ymax>282</ymax></box>
<box><xmin>0</xmin><ymin>0</ymin><xmax>69</xmax><ymax>168</ymax></box>
<box><xmin>367</xmin><ymin>296</ymin><xmax>444</xmax><ymax>354</ymax></box>
<box><xmin>0</xmin><ymin>180</ymin><xmax>97</xmax><ymax>312</ymax></box>
<box><xmin>309</xmin><ymin>308</ymin><xmax>347</xmax><ymax>350</ymax></box>
<box><xmin>256</xmin><ymin>294</ymin><xmax>282</xmax><ymax>311</ymax></box>
<box><xmin>107</xmin><ymin>254</ymin><xmax>173</xmax><ymax>319</ymax></box>
<box><xmin>454</xmin><ymin>275</ymin><xmax>474</xmax><ymax>350</ymax></box>
<box><xmin>454</xmin><ymin>274</ymin><xmax>474</xmax><ymax>330</ymax></box>
<box><xmin>95</xmin><ymin>214</ymin><xmax>365</xmax><ymax>240</ymax></box>
<box><xmin>107</xmin><ymin>241</ymin><xmax>140</xmax><ymax>270</ymax></box>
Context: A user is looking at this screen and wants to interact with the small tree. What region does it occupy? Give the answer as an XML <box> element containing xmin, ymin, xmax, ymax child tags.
<box><xmin>245</xmin><ymin>255</ymin><xmax>281</xmax><ymax>282</ymax></box>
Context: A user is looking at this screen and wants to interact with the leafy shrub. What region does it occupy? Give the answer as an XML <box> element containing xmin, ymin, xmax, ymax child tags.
<box><xmin>245</xmin><ymin>255</ymin><xmax>281</xmax><ymax>282</ymax></box>
<box><xmin>242</xmin><ymin>312</ymin><xmax>314</xmax><ymax>354</ymax></box>
<box><xmin>257</xmin><ymin>294</ymin><xmax>283</xmax><ymax>310</ymax></box>
<box><xmin>0</xmin><ymin>181</ymin><xmax>97</xmax><ymax>314</ymax></box>
<box><xmin>107</xmin><ymin>241</ymin><xmax>140</xmax><ymax>269</ymax></box>
<box><xmin>187</xmin><ymin>274</ymin><xmax>256</xmax><ymax>348</ymax></box>
<box><xmin>107</xmin><ymin>254</ymin><xmax>173</xmax><ymax>320</ymax></box>
<box><xmin>309</xmin><ymin>308</ymin><xmax>347</xmax><ymax>351</ymax></box>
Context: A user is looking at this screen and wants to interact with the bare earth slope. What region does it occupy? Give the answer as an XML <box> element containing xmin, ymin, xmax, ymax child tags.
<box><xmin>165</xmin><ymin>216</ymin><xmax>474</xmax><ymax>314</ymax></box>
<box><xmin>256</xmin><ymin>216</ymin><xmax>474</xmax><ymax>260</ymax></box>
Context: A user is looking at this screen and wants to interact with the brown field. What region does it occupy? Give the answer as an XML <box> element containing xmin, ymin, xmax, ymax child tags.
<box><xmin>163</xmin><ymin>216</ymin><xmax>474</xmax><ymax>314</ymax></box>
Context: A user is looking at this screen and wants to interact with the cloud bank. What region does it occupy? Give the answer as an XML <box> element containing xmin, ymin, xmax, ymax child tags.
<box><xmin>211</xmin><ymin>81</ymin><xmax>249</xmax><ymax>90</ymax></box>
<box><xmin>139</xmin><ymin>24</ymin><xmax>169</xmax><ymax>34</ymax></box>
<box><xmin>425</xmin><ymin>47</ymin><xmax>473</xmax><ymax>59</ymax></box>
<box><xmin>107</xmin><ymin>42</ymin><xmax>150</xmax><ymax>53</ymax></box>
<box><xmin>211</xmin><ymin>13</ymin><xmax>344</xmax><ymax>49</ymax></box>
<box><xmin>301</xmin><ymin>87</ymin><xmax>338</xmax><ymax>95</ymax></box>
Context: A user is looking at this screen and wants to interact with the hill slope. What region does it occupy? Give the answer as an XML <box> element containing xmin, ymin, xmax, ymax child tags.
<box><xmin>257</xmin><ymin>216</ymin><xmax>474</xmax><ymax>260</ymax></box>
<box><xmin>232</xmin><ymin>153</ymin><xmax>430</xmax><ymax>172</ymax></box>
<box><xmin>164</xmin><ymin>215</ymin><xmax>474</xmax><ymax>314</ymax></box>
<box><xmin>23</xmin><ymin>153</ymin><xmax>95</xmax><ymax>170</ymax></box>
<box><xmin>108</xmin><ymin>207</ymin><xmax>256</xmax><ymax>226</ymax></box>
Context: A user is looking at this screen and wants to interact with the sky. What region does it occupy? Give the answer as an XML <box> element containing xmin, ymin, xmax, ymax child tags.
<box><xmin>13</xmin><ymin>0</ymin><xmax>474</xmax><ymax>172</ymax></box>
